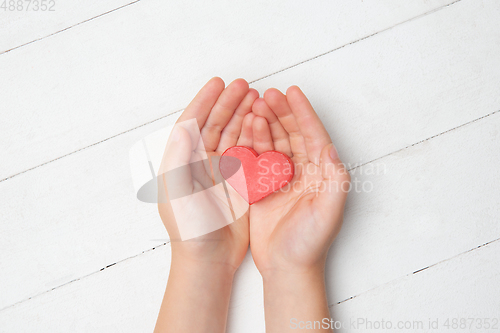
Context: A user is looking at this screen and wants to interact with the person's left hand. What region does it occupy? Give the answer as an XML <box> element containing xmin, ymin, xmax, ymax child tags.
<box><xmin>157</xmin><ymin>77</ymin><xmax>258</xmax><ymax>273</ymax></box>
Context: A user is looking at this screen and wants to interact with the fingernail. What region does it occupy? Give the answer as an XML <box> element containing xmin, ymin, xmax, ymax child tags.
<box><xmin>172</xmin><ymin>127</ymin><xmax>180</xmax><ymax>142</ymax></box>
<box><xmin>329</xmin><ymin>144</ymin><xmax>339</xmax><ymax>160</ymax></box>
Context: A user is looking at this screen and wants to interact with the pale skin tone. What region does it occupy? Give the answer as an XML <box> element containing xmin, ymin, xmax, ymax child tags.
<box><xmin>154</xmin><ymin>78</ymin><xmax>350</xmax><ymax>333</ymax></box>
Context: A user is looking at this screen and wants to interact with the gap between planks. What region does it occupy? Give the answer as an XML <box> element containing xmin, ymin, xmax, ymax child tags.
<box><xmin>0</xmin><ymin>241</ymin><xmax>170</xmax><ymax>312</ymax></box>
<box><xmin>347</xmin><ymin>109</ymin><xmax>500</xmax><ymax>172</ymax></box>
<box><xmin>0</xmin><ymin>0</ymin><xmax>142</xmax><ymax>56</ymax></box>
<box><xmin>0</xmin><ymin>0</ymin><xmax>462</xmax><ymax>57</ymax></box>
<box><xmin>250</xmin><ymin>0</ymin><xmax>463</xmax><ymax>85</ymax></box>
<box><xmin>330</xmin><ymin>237</ymin><xmax>500</xmax><ymax>308</ymax></box>
<box><xmin>0</xmin><ymin>109</ymin><xmax>183</xmax><ymax>183</ymax></box>
<box><xmin>0</xmin><ymin>0</ymin><xmax>465</xmax><ymax>183</ymax></box>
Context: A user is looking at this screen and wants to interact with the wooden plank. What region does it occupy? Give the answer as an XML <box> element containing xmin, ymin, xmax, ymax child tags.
<box><xmin>0</xmin><ymin>0</ymin><xmax>456</xmax><ymax>180</ymax></box>
<box><xmin>1</xmin><ymin>0</ymin><xmax>499</xmax><ymax>318</ymax></box>
<box><xmin>332</xmin><ymin>240</ymin><xmax>500</xmax><ymax>331</ymax></box>
<box><xmin>0</xmin><ymin>0</ymin><xmax>138</xmax><ymax>53</ymax></box>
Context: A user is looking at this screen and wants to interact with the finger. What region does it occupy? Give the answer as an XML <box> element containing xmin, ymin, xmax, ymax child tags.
<box><xmin>252</xmin><ymin>98</ymin><xmax>292</xmax><ymax>157</ymax></box>
<box><xmin>313</xmin><ymin>143</ymin><xmax>350</xmax><ymax>226</ymax></box>
<box><xmin>177</xmin><ymin>77</ymin><xmax>225</xmax><ymax>130</ymax></box>
<box><xmin>201</xmin><ymin>78</ymin><xmax>249</xmax><ymax>152</ymax></box>
<box><xmin>263</xmin><ymin>88</ymin><xmax>308</xmax><ymax>163</ymax></box>
<box><xmin>236</xmin><ymin>112</ymin><xmax>254</xmax><ymax>147</ymax></box>
<box><xmin>217</xmin><ymin>88</ymin><xmax>259</xmax><ymax>153</ymax></box>
<box><xmin>252</xmin><ymin>116</ymin><xmax>274</xmax><ymax>154</ymax></box>
<box><xmin>286</xmin><ymin>86</ymin><xmax>332</xmax><ymax>165</ymax></box>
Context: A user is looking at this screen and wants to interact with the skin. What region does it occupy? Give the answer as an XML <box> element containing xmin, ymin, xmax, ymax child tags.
<box><xmin>154</xmin><ymin>77</ymin><xmax>257</xmax><ymax>333</ymax></box>
<box><xmin>154</xmin><ymin>78</ymin><xmax>350</xmax><ymax>333</ymax></box>
<box><xmin>251</xmin><ymin>88</ymin><xmax>350</xmax><ymax>332</ymax></box>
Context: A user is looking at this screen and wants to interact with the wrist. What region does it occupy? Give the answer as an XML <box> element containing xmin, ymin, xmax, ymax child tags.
<box><xmin>262</xmin><ymin>268</ymin><xmax>331</xmax><ymax>332</ymax></box>
<box><xmin>259</xmin><ymin>261</ymin><xmax>326</xmax><ymax>282</ymax></box>
<box><xmin>169</xmin><ymin>235</ymin><xmax>247</xmax><ymax>275</ymax></box>
<box><xmin>157</xmin><ymin>250</ymin><xmax>236</xmax><ymax>332</ymax></box>
<box><xmin>170</xmin><ymin>255</ymin><xmax>237</xmax><ymax>282</ymax></box>
<box><xmin>262</xmin><ymin>268</ymin><xmax>326</xmax><ymax>293</ymax></box>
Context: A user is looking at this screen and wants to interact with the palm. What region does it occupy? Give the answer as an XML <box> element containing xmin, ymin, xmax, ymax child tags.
<box><xmin>248</xmin><ymin>86</ymin><xmax>350</xmax><ymax>275</ymax></box>
<box><xmin>186</xmin><ymin>151</ymin><xmax>251</xmax><ymax>263</ymax></box>
<box><xmin>250</xmin><ymin>160</ymin><xmax>333</xmax><ymax>272</ymax></box>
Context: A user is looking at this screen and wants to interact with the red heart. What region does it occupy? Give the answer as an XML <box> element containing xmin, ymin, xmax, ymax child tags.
<box><xmin>219</xmin><ymin>146</ymin><xmax>294</xmax><ymax>204</ymax></box>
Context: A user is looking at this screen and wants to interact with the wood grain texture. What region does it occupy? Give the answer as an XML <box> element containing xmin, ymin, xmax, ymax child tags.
<box><xmin>0</xmin><ymin>0</ymin><xmax>456</xmax><ymax>181</ymax></box>
<box><xmin>0</xmin><ymin>0</ymin><xmax>498</xmax><ymax>310</ymax></box>
<box><xmin>1</xmin><ymin>0</ymin><xmax>499</xmax><ymax>330</ymax></box>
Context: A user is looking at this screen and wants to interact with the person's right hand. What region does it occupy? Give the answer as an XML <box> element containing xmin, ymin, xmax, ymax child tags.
<box><xmin>249</xmin><ymin>86</ymin><xmax>351</xmax><ymax>278</ymax></box>
<box><xmin>247</xmin><ymin>86</ymin><xmax>351</xmax><ymax>332</ymax></box>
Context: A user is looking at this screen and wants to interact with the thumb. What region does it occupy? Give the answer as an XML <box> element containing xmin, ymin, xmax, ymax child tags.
<box><xmin>313</xmin><ymin>143</ymin><xmax>351</xmax><ymax>221</ymax></box>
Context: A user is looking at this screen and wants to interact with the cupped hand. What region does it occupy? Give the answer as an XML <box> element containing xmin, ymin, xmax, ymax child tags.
<box><xmin>157</xmin><ymin>77</ymin><xmax>258</xmax><ymax>272</ymax></box>
<box><xmin>249</xmin><ymin>86</ymin><xmax>351</xmax><ymax>278</ymax></box>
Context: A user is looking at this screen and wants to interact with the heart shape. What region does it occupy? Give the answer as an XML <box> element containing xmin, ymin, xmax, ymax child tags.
<box><xmin>219</xmin><ymin>146</ymin><xmax>294</xmax><ymax>204</ymax></box>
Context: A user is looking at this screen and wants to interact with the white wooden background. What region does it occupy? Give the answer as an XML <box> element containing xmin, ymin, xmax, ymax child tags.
<box><xmin>1</xmin><ymin>0</ymin><xmax>499</xmax><ymax>331</ymax></box>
